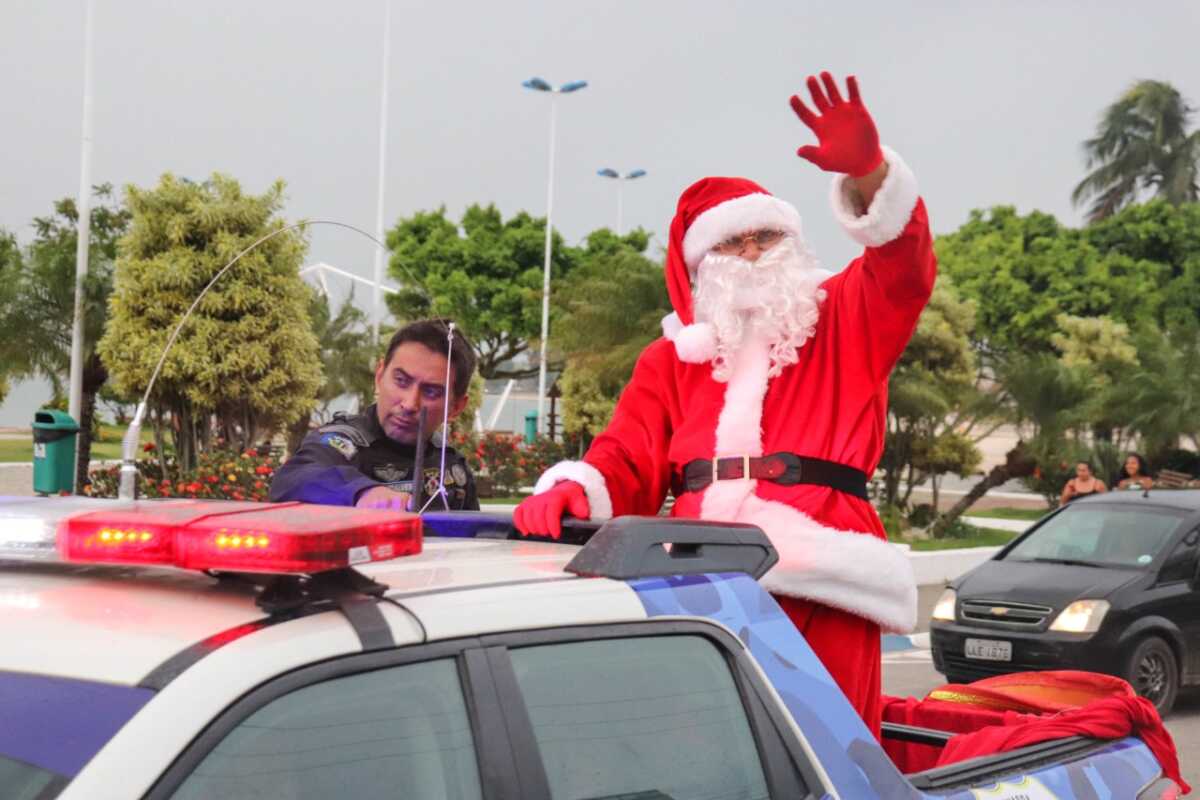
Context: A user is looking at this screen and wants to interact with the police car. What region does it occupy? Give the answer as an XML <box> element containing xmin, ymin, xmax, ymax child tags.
<box><xmin>0</xmin><ymin>496</ymin><xmax>1182</xmax><ymax>799</ymax></box>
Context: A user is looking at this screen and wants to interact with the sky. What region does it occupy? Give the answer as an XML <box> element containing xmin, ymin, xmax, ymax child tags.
<box><xmin>1</xmin><ymin>0</ymin><xmax>1198</xmax><ymax>425</ymax></box>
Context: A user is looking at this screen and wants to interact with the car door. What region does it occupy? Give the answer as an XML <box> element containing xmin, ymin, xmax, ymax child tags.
<box><xmin>1154</xmin><ymin>527</ymin><xmax>1200</xmax><ymax>680</ymax></box>
<box><xmin>145</xmin><ymin>622</ymin><xmax>822</xmax><ymax>800</ymax></box>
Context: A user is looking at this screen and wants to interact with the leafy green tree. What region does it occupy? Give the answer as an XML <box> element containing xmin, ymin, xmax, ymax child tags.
<box><xmin>385</xmin><ymin>204</ymin><xmax>580</xmax><ymax>379</ymax></box>
<box><xmin>99</xmin><ymin>174</ymin><xmax>321</xmax><ymax>471</ymax></box>
<box><xmin>1073</xmin><ymin>80</ymin><xmax>1200</xmax><ymax>222</ymax></box>
<box><xmin>309</xmin><ymin>291</ymin><xmax>376</xmax><ymax>418</ymax></box>
<box><xmin>880</xmin><ymin>282</ymin><xmax>988</xmax><ymax>517</ymax></box>
<box><xmin>553</xmin><ymin>228</ymin><xmax>671</xmax><ymax>443</ymax></box>
<box><xmin>0</xmin><ymin>187</ymin><xmax>130</xmax><ymax>490</ymax></box>
<box><xmin>1050</xmin><ymin>313</ymin><xmax>1139</xmax><ymax>443</ymax></box>
<box><xmin>936</xmin><ymin>206</ymin><xmax>1165</xmax><ymax>356</ymax></box>
<box><xmin>1109</xmin><ymin>322</ymin><xmax>1200</xmax><ymax>456</ymax></box>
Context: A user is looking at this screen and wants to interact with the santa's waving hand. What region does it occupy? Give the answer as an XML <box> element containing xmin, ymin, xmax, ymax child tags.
<box><xmin>515</xmin><ymin>71</ymin><xmax>935</xmax><ymax>739</ymax></box>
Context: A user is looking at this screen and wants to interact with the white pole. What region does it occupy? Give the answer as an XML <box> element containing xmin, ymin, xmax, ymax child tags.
<box><xmin>371</xmin><ymin>0</ymin><xmax>392</xmax><ymax>345</ymax></box>
<box><xmin>535</xmin><ymin>97</ymin><xmax>558</xmax><ymax>438</ymax></box>
<box><xmin>616</xmin><ymin>177</ymin><xmax>624</xmax><ymax>236</ymax></box>
<box><xmin>68</xmin><ymin>0</ymin><xmax>96</xmax><ymax>480</ymax></box>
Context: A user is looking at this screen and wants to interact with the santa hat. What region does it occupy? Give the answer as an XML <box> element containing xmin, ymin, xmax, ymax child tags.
<box><xmin>661</xmin><ymin>177</ymin><xmax>805</xmax><ymax>363</ymax></box>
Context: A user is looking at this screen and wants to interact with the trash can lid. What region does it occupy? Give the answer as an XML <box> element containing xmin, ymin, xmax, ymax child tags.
<box><xmin>32</xmin><ymin>409</ymin><xmax>79</xmax><ymax>431</ymax></box>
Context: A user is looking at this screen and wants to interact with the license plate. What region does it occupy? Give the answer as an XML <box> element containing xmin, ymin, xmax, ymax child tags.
<box><xmin>964</xmin><ymin>638</ymin><xmax>1011</xmax><ymax>661</ymax></box>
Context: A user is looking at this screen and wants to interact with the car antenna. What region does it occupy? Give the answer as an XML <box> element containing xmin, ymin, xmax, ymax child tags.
<box><xmin>118</xmin><ymin>220</ymin><xmax>409</xmax><ymax>501</ymax></box>
<box><xmin>410</xmin><ymin>406</ymin><xmax>427</xmax><ymax>512</ymax></box>
<box><xmin>418</xmin><ymin>322</ymin><xmax>456</xmax><ymax>513</ymax></box>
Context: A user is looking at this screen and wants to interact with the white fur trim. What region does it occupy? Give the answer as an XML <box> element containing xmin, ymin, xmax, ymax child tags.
<box><xmin>740</xmin><ymin>494</ymin><xmax>918</xmax><ymax>633</ymax></box>
<box><xmin>674</xmin><ymin>324</ymin><xmax>717</xmax><ymax>363</ymax></box>
<box><xmin>698</xmin><ymin>335</ymin><xmax>772</xmax><ymax>521</ymax></box>
<box><xmin>533</xmin><ymin>460</ymin><xmax>614</xmax><ymax>522</ymax></box>
<box><xmin>830</xmin><ymin>146</ymin><xmax>919</xmax><ymax>248</ymax></box>
<box><xmin>661</xmin><ymin>313</ymin><xmax>718</xmax><ymax>364</ymax></box>
<box><xmin>683</xmin><ymin>193</ymin><xmax>804</xmax><ymax>268</ymax></box>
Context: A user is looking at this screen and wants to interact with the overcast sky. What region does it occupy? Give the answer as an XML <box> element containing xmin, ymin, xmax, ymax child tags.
<box><xmin>2</xmin><ymin>0</ymin><xmax>1198</xmax><ymax>424</ymax></box>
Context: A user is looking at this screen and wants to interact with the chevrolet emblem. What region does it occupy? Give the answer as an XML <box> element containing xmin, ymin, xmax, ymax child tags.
<box><xmin>990</xmin><ymin>607</ymin><xmax>1009</xmax><ymax>616</ymax></box>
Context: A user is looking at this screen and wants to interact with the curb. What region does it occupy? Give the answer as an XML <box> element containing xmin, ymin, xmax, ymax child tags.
<box><xmin>882</xmin><ymin>631</ymin><xmax>931</xmax><ymax>652</ymax></box>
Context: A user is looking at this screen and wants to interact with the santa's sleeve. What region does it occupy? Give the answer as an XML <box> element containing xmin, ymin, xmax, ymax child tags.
<box><xmin>824</xmin><ymin>146</ymin><xmax>937</xmax><ymax>382</ymax></box>
<box><xmin>532</xmin><ymin>342</ymin><xmax>677</xmax><ymax>521</ymax></box>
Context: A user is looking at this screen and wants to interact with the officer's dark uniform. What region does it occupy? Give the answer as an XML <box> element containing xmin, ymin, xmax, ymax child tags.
<box><xmin>269</xmin><ymin>404</ymin><xmax>479</xmax><ymax>510</ymax></box>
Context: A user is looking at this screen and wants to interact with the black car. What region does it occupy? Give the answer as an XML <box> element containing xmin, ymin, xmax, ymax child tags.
<box><xmin>930</xmin><ymin>489</ymin><xmax>1200</xmax><ymax>714</ymax></box>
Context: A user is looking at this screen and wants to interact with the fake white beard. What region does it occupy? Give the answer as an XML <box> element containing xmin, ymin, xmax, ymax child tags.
<box><xmin>692</xmin><ymin>237</ymin><xmax>829</xmax><ymax>382</ymax></box>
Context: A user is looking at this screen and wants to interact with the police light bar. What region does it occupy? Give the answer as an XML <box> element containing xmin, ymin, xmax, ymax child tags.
<box><xmin>0</xmin><ymin>498</ymin><xmax>421</xmax><ymax>574</ymax></box>
<box><xmin>60</xmin><ymin>500</ymin><xmax>421</xmax><ymax>573</ymax></box>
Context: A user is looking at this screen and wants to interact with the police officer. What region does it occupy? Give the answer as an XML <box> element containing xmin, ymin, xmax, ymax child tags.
<box><xmin>270</xmin><ymin>318</ymin><xmax>479</xmax><ymax>511</ymax></box>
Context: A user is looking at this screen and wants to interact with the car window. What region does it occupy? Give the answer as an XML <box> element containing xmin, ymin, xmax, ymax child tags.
<box><xmin>170</xmin><ymin>658</ymin><xmax>481</xmax><ymax>800</ymax></box>
<box><xmin>1158</xmin><ymin>532</ymin><xmax>1199</xmax><ymax>583</ymax></box>
<box><xmin>1006</xmin><ymin>505</ymin><xmax>1186</xmax><ymax>568</ymax></box>
<box><xmin>509</xmin><ymin>635</ymin><xmax>769</xmax><ymax>800</ymax></box>
<box><xmin>0</xmin><ymin>756</ymin><xmax>64</xmax><ymax>800</ymax></box>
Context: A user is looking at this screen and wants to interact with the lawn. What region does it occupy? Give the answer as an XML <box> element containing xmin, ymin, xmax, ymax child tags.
<box><xmin>0</xmin><ymin>424</ymin><xmax>150</xmax><ymax>464</ymax></box>
<box><xmin>902</xmin><ymin>527</ymin><xmax>1019</xmax><ymax>551</ymax></box>
<box><xmin>963</xmin><ymin>506</ymin><xmax>1048</xmax><ymax>521</ymax></box>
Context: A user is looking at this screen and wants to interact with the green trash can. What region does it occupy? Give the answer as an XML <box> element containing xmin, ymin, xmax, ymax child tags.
<box><xmin>524</xmin><ymin>410</ymin><xmax>538</xmax><ymax>442</ymax></box>
<box><xmin>32</xmin><ymin>409</ymin><xmax>79</xmax><ymax>495</ymax></box>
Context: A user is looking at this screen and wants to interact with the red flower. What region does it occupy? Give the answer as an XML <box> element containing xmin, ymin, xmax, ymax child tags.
<box><xmin>188</xmin><ymin>482</ymin><xmax>202</xmax><ymax>493</ymax></box>
<box><xmin>142</xmin><ymin>442</ymin><xmax>156</xmax><ymax>452</ymax></box>
<box><xmin>254</xmin><ymin>465</ymin><xmax>272</xmax><ymax>475</ymax></box>
<box><xmin>244</xmin><ymin>449</ymin><xmax>258</xmax><ymax>458</ymax></box>
<box><xmin>207</xmin><ymin>475</ymin><xmax>219</xmax><ymax>484</ymax></box>
<box><xmin>254</xmin><ymin>480</ymin><xmax>265</xmax><ymax>490</ymax></box>
<box><xmin>232</xmin><ymin>491</ymin><xmax>245</xmax><ymax>500</ymax></box>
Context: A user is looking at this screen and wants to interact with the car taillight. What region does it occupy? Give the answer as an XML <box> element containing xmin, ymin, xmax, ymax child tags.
<box><xmin>58</xmin><ymin>501</ymin><xmax>421</xmax><ymax>574</ymax></box>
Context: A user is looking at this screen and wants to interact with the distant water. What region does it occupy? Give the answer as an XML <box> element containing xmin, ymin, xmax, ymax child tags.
<box><xmin>0</xmin><ymin>378</ymin><xmax>52</xmax><ymax>428</ymax></box>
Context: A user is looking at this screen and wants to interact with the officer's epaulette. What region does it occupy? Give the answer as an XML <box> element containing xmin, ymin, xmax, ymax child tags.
<box><xmin>316</xmin><ymin>412</ymin><xmax>378</xmax><ymax>448</ymax></box>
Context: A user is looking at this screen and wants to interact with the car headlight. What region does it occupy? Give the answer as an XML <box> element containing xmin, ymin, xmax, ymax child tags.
<box><xmin>931</xmin><ymin>588</ymin><xmax>956</xmax><ymax>622</ymax></box>
<box><xmin>1049</xmin><ymin>599</ymin><xmax>1110</xmax><ymax>633</ymax></box>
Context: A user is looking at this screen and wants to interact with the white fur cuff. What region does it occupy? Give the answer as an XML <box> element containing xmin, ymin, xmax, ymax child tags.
<box><xmin>739</xmin><ymin>495</ymin><xmax>918</xmax><ymax>633</ymax></box>
<box><xmin>533</xmin><ymin>460</ymin><xmax>614</xmax><ymax>522</ymax></box>
<box><xmin>830</xmin><ymin>146</ymin><xmax>920</xmax><ymax>248</ymax></box>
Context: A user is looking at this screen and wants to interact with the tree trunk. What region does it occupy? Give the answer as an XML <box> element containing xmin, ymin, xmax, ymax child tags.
<box><xmin>931</xmin><ymin>473</ymin><xmax>940</xmax><ymax>515</ymax></box>
<box><xmin>931</xmin><ymin>442</ymin><xmax>1035</xmax><ymax>538</ymax></box>
<box><xmin>74</xmin><ymin>388</ymin><xmax>97</xmax><ymax>494</ymax></box>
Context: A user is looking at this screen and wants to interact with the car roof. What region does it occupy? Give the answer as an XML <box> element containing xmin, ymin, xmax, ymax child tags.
<box><xmin>0</xmin><ymin>535</ymin><xmax>643</xmax><ymax>687</ymax></box>
<box><xmin>1070</xmin><ymin>488</ymin><xmax>1200</xmax><ymax>511</ymax></box>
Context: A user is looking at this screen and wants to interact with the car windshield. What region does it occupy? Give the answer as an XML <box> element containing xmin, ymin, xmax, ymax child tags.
<box><xmin>1004</xmin><ymin>504</ymin><xmax>1187</xmax><ymax>569</ymax></box>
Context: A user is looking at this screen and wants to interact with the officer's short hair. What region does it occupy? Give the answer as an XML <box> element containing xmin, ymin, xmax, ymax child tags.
<box><xmin>382</xmin><ymin>319</ymin><xmax>477</xmax><ymax>399</ymax></box>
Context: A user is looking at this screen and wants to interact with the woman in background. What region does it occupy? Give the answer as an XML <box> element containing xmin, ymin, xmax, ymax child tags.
<box><xmin>1116</xmin><ymin>453</ymin><xmax>1154</xmax><ymax>491</ymax></box>
<box><xmin>1061</xmin><ymin>461</ymin><xmax>1107</xmax><ymax>504</ymax></box>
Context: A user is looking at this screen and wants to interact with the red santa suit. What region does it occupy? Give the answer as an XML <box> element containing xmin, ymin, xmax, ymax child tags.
<box><xmin>534</xmin><ymin>148</ymin><xmax>935</xmax><ymax>737</ymax></box>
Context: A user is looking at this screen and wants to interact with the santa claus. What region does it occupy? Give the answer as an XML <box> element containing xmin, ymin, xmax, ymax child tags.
<box><xmin>514</xmin><ymin>71</ymin><xmax>936</xmax><ymax>737</ymax></box>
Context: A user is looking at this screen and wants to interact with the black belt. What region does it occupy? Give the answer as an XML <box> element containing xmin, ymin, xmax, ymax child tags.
<box><xmin>675</xmin><ymin>452</ymin><xmax>869</xmax><ymax>501</ymax></box>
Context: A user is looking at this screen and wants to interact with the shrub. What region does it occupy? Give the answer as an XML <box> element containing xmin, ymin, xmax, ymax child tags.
<box><xmin>85</xmin><ymin>442</ymin><xmax>278</xmax><ymax>501</ymax></box>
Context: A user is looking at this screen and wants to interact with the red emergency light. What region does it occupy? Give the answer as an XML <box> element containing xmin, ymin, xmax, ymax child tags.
<box><xmin>58</xmin><ymin>500</ymin><xmax>422</xmax><ymax>574</ymax></box>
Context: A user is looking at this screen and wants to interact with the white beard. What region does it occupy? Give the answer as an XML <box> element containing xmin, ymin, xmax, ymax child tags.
<box><xmin>692</xmin><ymin>236</ymin><xmax>830</xmax><ymax>382</ymax></box>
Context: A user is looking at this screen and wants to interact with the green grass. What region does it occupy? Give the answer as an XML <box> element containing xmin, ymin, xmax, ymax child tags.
<box><xmin>478</xmin><ymin>496</ymin><xmax>527</xmax><ymax>506</ymax></box>
<box><xmin>963</xmin><ymin>506</ymin><xmax>1047</xmax><ymax>521</ymax></box>
<box><xmin>904</xmin><ymin>527</ymin><xmax>1019</xmax><ymax>551</ymax></box>
<box><xmin>0</xmin><ymin>423</ymin><xmax>151</xmax><ymax>463</ymax></box>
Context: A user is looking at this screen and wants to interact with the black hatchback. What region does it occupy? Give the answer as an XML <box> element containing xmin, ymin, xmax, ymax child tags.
<box><xmin>930</xmin><ymin>489</ymin><xmax>1200</xmax><ymax>714</ymax></box>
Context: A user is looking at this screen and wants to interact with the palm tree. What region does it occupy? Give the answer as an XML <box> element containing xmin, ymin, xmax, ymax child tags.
<box><xmin>1072</xmin><ymin>80</ymin><xmax>1200</xmax><ymax>222</ymax></box>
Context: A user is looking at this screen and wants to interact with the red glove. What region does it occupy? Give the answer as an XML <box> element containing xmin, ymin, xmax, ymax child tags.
<box><xmin>790</xmin><ymin>72</ymin><xmax>883</xmax><ymax>177</ymax></box>
<box><xmin>513</xmin><ymin>480</ymin><xmax>591</xmax><ymax>540</ymax></box>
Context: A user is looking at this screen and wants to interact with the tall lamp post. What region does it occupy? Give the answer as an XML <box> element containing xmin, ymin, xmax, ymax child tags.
<box><xmin>596</xmin><ymin>168</ymin><xmax>647</xmax><ymax>235</ymax></box>
<box><xmin>522</xmin><ymin>76</ymin><xmax>587</xmax><ymax>437</ymax></box>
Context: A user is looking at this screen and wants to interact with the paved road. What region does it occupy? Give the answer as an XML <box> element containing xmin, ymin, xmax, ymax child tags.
<box><xmin>882</xmin><ymin>650</ymin><xmax>1200</xmax><ymax>786</ymax></box>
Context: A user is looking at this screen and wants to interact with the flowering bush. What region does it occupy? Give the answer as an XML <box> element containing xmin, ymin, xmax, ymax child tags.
<box><xmin>447</xmin><ymin>430</ymin><xmax>577</xmax><ymax>498</ymax></box>
<box><xmin>85</xmin><ymin>442</ymin><xmax>278</xmax><ymax>501</ymax></box>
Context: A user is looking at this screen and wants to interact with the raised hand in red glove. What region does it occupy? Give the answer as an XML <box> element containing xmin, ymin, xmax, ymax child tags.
<box><xmin>513</xmin><ymin>480</ymin><xmax>590</xmax><ymax>540</ymax></box>
<box><xmin>790</xmin><ymin>71</ymin><xmax>883</xmax><ymax>177</ymax></box>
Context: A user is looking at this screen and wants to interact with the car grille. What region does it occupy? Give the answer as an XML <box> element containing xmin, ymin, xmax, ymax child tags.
<box><xmin>959</xmin><ymin>599</ymin><xmax>1053</xmax><ymax>628</ymax></box>
<box><xmin>940</xmin><ymin>653</ymin><xmax>1050</xmax><ymax>682</ymax></box>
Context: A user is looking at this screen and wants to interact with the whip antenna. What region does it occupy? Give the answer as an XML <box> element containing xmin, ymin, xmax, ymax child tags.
<box><xmin>418</xmin><ymin>321</ymin><xmax>456</xmax><ymax>513</ymax></box>
<box><xmin>118</xmin><ymin>220</ymin><xmax>398</xmax><ymax>500</ymax></box>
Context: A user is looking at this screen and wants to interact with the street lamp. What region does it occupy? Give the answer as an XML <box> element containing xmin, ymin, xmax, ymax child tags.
<box><xmin>596</xmin><ymin>168</ymin><xmax>647</xmax><ymax>235</ymax></box>
<box><xmin>523</xmin><ymin>76</ymin><xmax>588</xmax><ymax>438</ymax></box>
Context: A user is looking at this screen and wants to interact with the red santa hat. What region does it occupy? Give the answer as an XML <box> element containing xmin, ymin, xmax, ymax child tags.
<box><xmin>662</xmin><ymin>177</ymin><xmax>805</xmax><ymax>362</ymax></box>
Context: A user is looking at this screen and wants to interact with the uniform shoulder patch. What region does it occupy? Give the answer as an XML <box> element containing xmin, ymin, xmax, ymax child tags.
<box><xmin>320</xmin><ymin>433</ymin><xmax>359</xmax><ymax>460</ymax></box>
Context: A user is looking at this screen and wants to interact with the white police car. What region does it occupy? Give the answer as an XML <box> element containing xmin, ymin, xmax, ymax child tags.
<box><xmin>0</xmin><ymin>497</ymin><xmax>1181</xmax><ymax>800</ymax></box>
